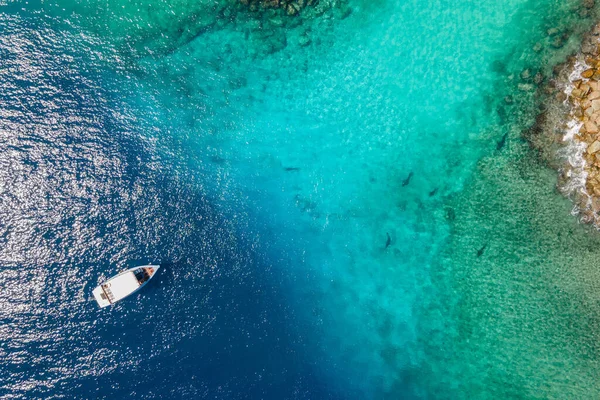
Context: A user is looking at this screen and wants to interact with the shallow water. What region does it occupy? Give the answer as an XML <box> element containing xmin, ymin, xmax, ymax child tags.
<box><xmin>2</xmin><ymin>1</ymin><xmax>600</xmax><ymax>398</ymax></box>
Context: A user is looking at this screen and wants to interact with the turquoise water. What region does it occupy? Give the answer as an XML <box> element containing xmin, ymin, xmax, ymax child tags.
<box><xmin>4</xmin><ymin>0</ymin><xmax>600</xmax><ymax>398</ymax></box>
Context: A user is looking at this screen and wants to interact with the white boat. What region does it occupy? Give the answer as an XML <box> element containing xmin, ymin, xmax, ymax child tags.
<box><xmin>93</xmin><ymin>265</ymin><xmax>160</xmax><ymax>308</ymax></box>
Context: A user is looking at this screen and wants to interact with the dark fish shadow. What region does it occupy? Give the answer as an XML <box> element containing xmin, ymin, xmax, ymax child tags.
<box><xmin>402</xmin><ymin>172</ymin><xmax>414</xmax><ymax>187</ymax></box>
<box><xmin>496</xmin><ymin>132</ymin><xmax>508</xmax><ymax>151</ymax></box>
<box><xmin>476</xmin><ymin>243</ymin><xmax>488</xmax><ymax>257</ymax></box>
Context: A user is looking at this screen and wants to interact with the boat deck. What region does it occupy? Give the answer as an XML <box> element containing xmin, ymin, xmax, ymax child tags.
<box><xmin>93</xmin><ymin>265</ymin><xmax>159</xmax><ymax>308</ymax></box>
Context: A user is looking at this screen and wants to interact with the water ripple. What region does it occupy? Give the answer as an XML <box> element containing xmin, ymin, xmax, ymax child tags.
<box><xmin>0</xmin><ymin>12</ymin><xmax>322</xmax><ymax>399</ymax></box>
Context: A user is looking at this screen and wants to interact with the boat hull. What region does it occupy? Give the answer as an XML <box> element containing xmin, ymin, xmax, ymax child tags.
<box><xmin>93</xmin><ymin>265</ymin><xmax>160</xmax><ymax>308</ymax></box>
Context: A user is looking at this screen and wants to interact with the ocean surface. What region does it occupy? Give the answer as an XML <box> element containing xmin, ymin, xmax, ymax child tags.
<box><xmin>3</xmin><ymin>0</ymin><xmax>600</xmax><ymax>398</ymax></box>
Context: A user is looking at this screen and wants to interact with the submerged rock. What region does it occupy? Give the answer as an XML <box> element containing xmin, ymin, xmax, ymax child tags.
<box><xmin>269</xmin><ymin>16</ymin><xmax>285</xmax><ymax>26</ymax></box>
<box><xmin>534</xmin><ymin>72</ymin><xmax>544</xmax><ymax>85</ymax></box>
<box><xmin>518</xmin><ymin>83</ymin><xmax>535</xmax><ymax>91</ymax></box>
<box><xmin>557</xmin><ymin>92</ymin><xmax>568</xmax><ymax>103</ymax></box>
<box><xmin>520</xmin><ymin>68</ymin><xmax>531</xmax><ymax>80</ymax></box>
<box><xmin>334</xmin><ymin>4</ymin><xmax>352</xmax><ymax>19</ymax></box>
<box><xmin>581</xmin><ymin>40</ymin><xmax>597</xmax><ymax>55</ymax></box>
<box><xmin>551</xmin><ymin>35</ymin><xmax>565</xmax><ymax>49</ymax></box>
<box><xmin>286</xmin><ymin>3</ymin><xmax>300</xmax><ymax>15</ymax></box>
<box><xmin>298</xmin><ymin>34</ymin><xmax>311</xmax><ymax>46</ymax></box>
<box><xmin>239</xmin><ymin>0</ymin><xmax>339</xmax><ymax>16</ymax></box>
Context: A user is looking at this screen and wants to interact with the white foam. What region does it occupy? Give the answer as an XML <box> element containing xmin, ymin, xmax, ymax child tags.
<box><xmin>567</xmin><ymin>60</ymin><xmax>589</xmax><ymax>86</ymax></box>
<box><xmin>557</xmin><ymin>135</ymin><xmax>587</xmax><ymax>196</ymax></box>
<box><xmin>555</xmin><ymin>57</ymin><xmax>592</xmax><ymax>206</ymax></box>
<box><xmin>562</xmin><ymin>118</ymin><xmax>582</xmax><ymax>142</ymax></box>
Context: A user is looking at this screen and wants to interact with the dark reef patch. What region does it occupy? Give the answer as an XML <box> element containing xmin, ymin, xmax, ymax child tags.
<box><xmin>58</xmin><ymin>0</ymin><xmax>352</xmax><ymax>59</ymax></box>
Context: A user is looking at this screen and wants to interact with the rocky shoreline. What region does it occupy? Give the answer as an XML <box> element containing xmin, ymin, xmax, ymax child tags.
<box><xmin>526</xmin><ymin>16</ymin><xmax>600</xmax><ymax>225</ymax></box>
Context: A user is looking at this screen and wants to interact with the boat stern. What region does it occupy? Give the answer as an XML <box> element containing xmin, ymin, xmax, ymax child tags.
<box><xmin>93</xmin><ymin>285</ymin><xmax>112</xmax><ymax>308</ymax></box>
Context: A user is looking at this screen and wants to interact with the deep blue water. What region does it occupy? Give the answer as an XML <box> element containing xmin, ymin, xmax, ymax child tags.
<box><xmin>0</xmin><ymin>12</ymin><xmax>338</xmax><ymax>399</ymax></box>
<box><xmin>4</xmin><ymin>1</ymin><xmax>600</xmax><ymax>399</ymax></box>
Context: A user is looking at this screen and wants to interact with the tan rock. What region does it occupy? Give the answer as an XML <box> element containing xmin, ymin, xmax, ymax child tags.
<box><xmin>582</xmin><ymin>68</ymin><xmax>595</xmax><ymax>78</ymax></box>
<box><xmin>581</xmin><ymin>83</ymin><xmax>592</xmax><ymax>95</ymax></box>
<box><xmin>592</xmin><ymin>99</ymin><xmax>600</xmax><ymax>111</ymax></box>
<box><xmin>588</xmin><ymin>140</ymin><xmax>600</xmax><ymax>153</ymax></box>
<box><xmin>586</xmin><ymin>107</ymin><xmax>594</xmax><ymax>117</ymax></box>
<box><xmin>583</xmin><ymin>99</ymin><xmax>592</xmax><ymax>108</ymax></box>
<box><xmin>590</xmin><ymin>81</ymin><xmax>599</xmax><ymax>91</ymax></box>
<box><xmin>572</xmin><ymin>88</ymin><xmax>585</xmax><ymax>98</ymax></box>
<box><xmin>589</xmin><ymin>91</ymin><xmax>600</xmax><ymax>100</ymax></box>
<box><xmin>592</xmin><ymin>198</ymin><xmax>600</xmax><ymax>214</ymax></box>
<box><xmin>574</xmin><ymin>79</ymin><xmax>583</xmax><ymax>88</ymax></box>
<box><xmin>593</xmin><ymin>70</ymin><xmax>600</xmax><ymax>81</ymax></box>
<box><xmin>586</xmin><ymin>121</ymin><xmax>599</xmax><ymax>134</ymax></box>
<box><xmin>587</xmin><ymin>182</ymin><xmax>594</xmax><ymax>193</ymax></box>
